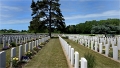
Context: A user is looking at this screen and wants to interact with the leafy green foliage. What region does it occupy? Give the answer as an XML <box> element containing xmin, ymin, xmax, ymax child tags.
<box><xmin>108</xmin><ymin>52</ymin><xmax>113</xmax><ymax>58</ymax></box>
<box><xmin>12</xmin><ymin>57</ymin><xmax>19</xmax><ymax>67</ymax></box>
<box><xmin>66</xmin><ymin>19</ymin><xmax>120</xmax><ymax>34</ymax></box>
<box><xmin>10</xmin><ymin>42</ymin><xmax>16</xmax><ymax>47</ymax></box>
<box><xmin>84</xmin><ymin>52</ymin><xmax>96</xmax><ymax>68</ymax></box>
<box><xmin>33</xmin><ymin>47</ymin><xmax>39</xmax><ymax>52</ymax></box>
<box><xmin>91</xmin><ymin>24</ymin><xmax>120</xmax><ymax>34</ymax></box>
<box><xmin>29</xmin><ymin>0</ymin><xmax>65</xmax><ymax>36</ymax></box>
<box><xmin>89</xmin><ymin>34</ymin><xmax>95</xmax><ymax>36</ymax></box>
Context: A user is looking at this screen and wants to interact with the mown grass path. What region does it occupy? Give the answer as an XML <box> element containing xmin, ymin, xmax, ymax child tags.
<box><xmin>24</xmin><ymin>38</ymin><xmax>68</xmax><ymax>68</ymax></box>
<box><xmin>64</xmin><ymin>39</ymin><xmax>120</xmax><ymax>68</ymax></box>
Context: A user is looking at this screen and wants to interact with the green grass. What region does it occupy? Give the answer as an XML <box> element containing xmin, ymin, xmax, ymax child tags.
<box><xmin>119</xmin><ymin>50</ymin><xmax>120</xmax><ymax>60</ymax></box>
<box><xmin>109</xmin><ymin>48</ymin><xmax>120</xmax><ymax>60</ymax></box>
<box><xmin>0</xmin><ymin>43</ymin><xmax>25</xmax><ymax>67</ymax></box>
<box><xmin>64</xmin><ymin>39</ymin><xmax>120</xmax><ymax>68</ymax></box>
<box><xmin>24</xmin><ymin>38</ymin><xmax>68</xmax><ymax>68</ymax></box>
<box><xmin>0</xmin><ymin>44</ymin><xmax>2</xmax><ymax>50</ymax></box>
<box><xmin>5</xmin><ymin>45</ymin><xmax>20</xmax><ymax>68</ymax></box>
<box><xmin>0</xmin><ymin>37</ymin><xmax>40</xmax><ymax>67</ymax></box>
<box><xmin>0</xmin><ymin>43</ymin><xmax>9</xmax><ymax>51</ymax></box>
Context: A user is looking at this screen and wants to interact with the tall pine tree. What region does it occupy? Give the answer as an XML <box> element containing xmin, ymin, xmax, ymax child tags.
<box><xmin>29</xmin><ymin>0</ymin><xmax>66</xmax><ymax>37</ymax></box>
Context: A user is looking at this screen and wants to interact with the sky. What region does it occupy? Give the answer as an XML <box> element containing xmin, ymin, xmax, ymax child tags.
<box><xmin>0</xmin><ymin>0</ymin><xmax>120</xmax><ymax>30</ymax></box>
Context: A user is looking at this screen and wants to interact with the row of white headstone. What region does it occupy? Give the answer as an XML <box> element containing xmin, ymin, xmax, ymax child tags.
<box><xmin>1</xmin><ymin>35</ymin><xmax>46</xmax><ymax>49</ymax></box>
<box><xmin>68</xmin><ymin>35</ymin><xmax>120</xmax><ymax>61</ymax></box>
<box><xmin>0</xmin><ymin>36</ymin><xmax>50</xmax><ymax>68</ymax></box>
<box><xmin>0</xmin><ymin>34</ymin><xmax>46</xmax><ymax>44</ymax></box>
<box><xmin>58</xmin><ymin>36</ymin><xmax>87</xmax><ymax>68</ymax></box>
<box><xmin>68</xmin><ymin>35</ymin><xmax>120</xmax><ymax>49</ymax></box>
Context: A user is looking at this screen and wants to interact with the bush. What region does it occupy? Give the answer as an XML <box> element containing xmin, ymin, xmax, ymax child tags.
<box><xmin>89</xmin><ymin>34</ymin><xmax>95</xmax><ymax>36</ymax></box>
<box><xmin>41</xmin><ymin>42</ymin><xmax>46</xmax><ymax>45</ymax></box>
<box><xmin>12</xmin><ymin>57</ymin><xmax>19</xmax><ymax>67</ymax></box>
<box><xmin>108</xmin><ymin>52</ymin><xmax>113</xmax><ymax>58</ymax></box>
<box><xmin>38</xmin><ymin>45</ymin><xmax>43</xmax><ymax>48</ymax></box>
<box><xmin>84</xmin><ymin>52</ymin><xmax>96</xmax><ymax>68</ymax></box>
<box><xmin>36</xmin><ymin>38</ymin><xmax>38</xmax><ymax>40</ymax></box>
<box><xmin>83</xmin><ymin>43</ymin><xmax>85</xmax><ymax>46</ymax></box>
<box><xmin>67</xmin><ymin>42</ymin><xmax>69</xmax><ymax>44</ymax></box>
<box><xmin>62</xmin><ymin>36</ymin><xmax>68</xmax><ymax>39</ymax></box>
<box><xmin>25</xmin><ymin>51</ymin><xmax>33</xmax><ymax>59</ymax></box>
<box><xmin>33</xmin><ymin>47</ymin><xmax>39</xmax><ymax>52</ymax></box>
<box><xmin>102</xmin><ymin>50</ymin><xmax>105</xmax><ymax>54</ymax></box>
<box><xmin>10</xmin><ymin>42</ymin><xmax>16</xmax><ymax>47</ymax></box>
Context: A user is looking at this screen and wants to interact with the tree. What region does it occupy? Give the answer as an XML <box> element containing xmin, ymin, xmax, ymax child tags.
<box><xmin>91</xmin><ymin>24</ymin><xmax>120</xmax><ymax>34</ymax></box>
<box><xmin>91</xmin><ymin>25</ymin><xmax>111</xmax><ymax>34</ymax></box>
<box><xmin>65</xmin><ymin>18</ymin><xmax>120</xmax><ymax>34</ymax></box>
<box><xmin>29</xmin><ymin>0</ymin><xmax>65</xmax><ymax>37</ymax></box>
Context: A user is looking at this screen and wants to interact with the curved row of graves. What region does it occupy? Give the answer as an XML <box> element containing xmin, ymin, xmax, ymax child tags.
<box><xmin>68</xmin><ymin>35</ymin><xmax>120</xmax><ymax>62</ymax></box>
<box><xmin>59</xmin><ymin>36</ymin><xmax>87</xmax><ymax>68</ymax></box>
<box><xmin>0</xmin><ymin>34</ymin><xmax>50</xmax><ymax>68</ymax></box>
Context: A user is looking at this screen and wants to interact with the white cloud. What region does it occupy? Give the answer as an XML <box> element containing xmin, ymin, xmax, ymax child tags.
<box><xmin>65</xmin><ymin>10</ymin><xmax>120</xmax><ymax>20</ymax></box>
<box><xmin>0</xmin><ymin>18</ymin><xmax>31</xmax><ymax>24</ymax></box>
<box><xmin>0</xmin><ymin>4</ymin><xmax>23</xmax><ymax>19</ymax></box>
<box><xmin>0</xmin><ymin>4</ymin><xmax>23</xmax><ymax>11</ymax></box>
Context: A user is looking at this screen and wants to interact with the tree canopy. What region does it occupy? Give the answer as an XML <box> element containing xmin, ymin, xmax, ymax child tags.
<box><xmin>28</xmin><ymin>0</ymin><xmax>66</xmax><ymax>37</ymax></box>
<box><xmin>66</xmin><ymin>18</ymin><xmax>120</xmax><ymax>34</ymax></box>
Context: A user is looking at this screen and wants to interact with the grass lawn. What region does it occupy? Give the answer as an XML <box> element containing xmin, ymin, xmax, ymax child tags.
<box><xmin>119</xmin><ymin>50</ymin><xmax>120</xmax><ymax>60</ymax></box>
<box><xmin>0</xmin><ymin>43</ymin><xmax>9</xmax><ymax>51</ymax></box>
<box><xmin>64</xmin><ymin>39</ymin><xmax>120</xmax><ymax>68</ymax></box>
<box><xmin>5</xmin><ymin>45</ymin><xmax>20</xmax><ymax>68</ymax></box>
<box><xmin>0</xmin><ymin>44</ymin><xmax>3</xmax><ymax>50</ymax></box>
<box><xmin>0</xmin><ymin>37</ymin><xmax>41</xmax><ymax>67</ymax></box>
<box><xmin>0</xmin><ymin>43</ymin><xmax>25</xmax><ymax>68</ymax></box>
<box><xmin>24</xmin><ymin>38</ymin><xmax>68</xmax><ymax>68</ymax></box>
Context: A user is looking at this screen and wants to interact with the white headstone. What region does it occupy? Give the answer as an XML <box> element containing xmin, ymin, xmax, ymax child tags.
<box><xmin>88</xmin><ymin>40</ymin><xmax>90</xmax><ymax>48</ymax></box>
<box><xmin>0</xmin><ymin>51</ymin><xmax>6</xmax><ymax>68</ymax></box>
<box><xmin>113</xmin><ymin>46</ymin><xmax>118</xmax><ymax>60</ymax></box>
<box><xmin>11</xmin><ymin>47</ymin><xmax>16</xmax><ymax>67</ymax></box>
<box><xmin>35</xmin><ymin>40</ymin><xmax>37</xmax><ymax>47</ymax></box>
<box><xmin>71</xmin><ymin>48</ymin><xmax>74</xmax><ymax>66</ymax></box>
<box><xmin>105</xmin><ymin>44</ymin><xmax>109</xmax><ymax>57</ymax></box>
<box><xmin>8</xmin><ymin>39</ymin><xmax>10</xmax><ymax>46</ymax></box>
<box><xmin>29</xmin><ymin>42</ymin><xmax>32</xmax><ymax>51</ymax></box>
<box><xmin>91</xmin><ymin>41</ymin><xmax>94</xmax><ymax>50</ymax></box>
<box><xmin>111</xmin><ymin>41</ymin><xmax>115</xmax><ymax>48</ymax></box>
<box><xmin>32</xmin><ymin>41</ymin><xmax>34</xmax><ymax>49</ymax></box>
<box><xmin>19</xmin><ymin>45</ymin><xmax>23</xmax><ymax>61</ymax></box>
<box><xmin>85</xmin><ymin>40</ymin><xmax>87</xmax><ymax>47</ymax></box>
<box><xmin>75</xmin><ymin>51</ymin><xmax>79</xmax><ymax>68</ymax></box>
<box><xmin>3</xmin><ymin>40</ymin><xmax>6</xmax><ymax>48</ymax></box>
<box><xmin>81</xmin><ymin>57</ymin><xmax>87</xmax><ymax>68</ymax></box>
<box><xmin>117</xmin><ymin>38</ymin><xmax>120</xmax><ymax>50</ymax></box>
<box><xmin>25</xmin><ymin>43</ymin><xmax>28</xmax><ymax>53</ymax></box>
<box><xmin>95</xmin><ymin>42</ymin><xmax>98</xmax><ymax>52</ymax></box>
<box><xmin>99</xmin><ymin>43</ymin><xmax>102</xmax><ymax>54</ymax></box>
<box><xmin>16</xmin><ymin>38</ymin><xmax>17</xmax><ymax>45</ymax></box>
<box><xmin>69</xmin><ymin>45</ymin><xmax>71</xmax><ymax>60</ymax></box>
<box><xmin>11</xmin><ymin>47</ymin><xmax>16</xmax><ymax>58</ymax></box>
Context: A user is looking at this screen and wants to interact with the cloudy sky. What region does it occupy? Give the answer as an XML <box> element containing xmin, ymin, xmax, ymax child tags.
<box><xmin>0</xmin><ymin>0</ymin><xmax>120</xmax><ymax>30</ymax></box>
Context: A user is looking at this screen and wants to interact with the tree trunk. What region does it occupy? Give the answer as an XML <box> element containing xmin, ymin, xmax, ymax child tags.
<box><xmin>49</xmin><ymin>0</ymin><xmax>52</xmax><ymax>38</ymax></box>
